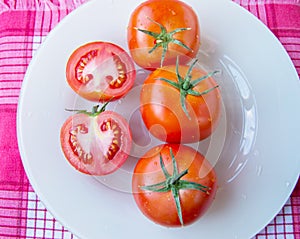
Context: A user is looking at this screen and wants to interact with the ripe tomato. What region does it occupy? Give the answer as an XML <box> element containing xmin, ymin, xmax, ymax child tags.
<box><xmin>132</xmin><ymin>144</ymin><xmax>217</xmax><ymax>227</ymax></box>
<box><xmin>140</xmin><ymin>59</ymin><xmax>221</xmax><ymax>143</ymax></box>
<box><xmin>60</xmin><ymin>105</ymin><xmax>132</xmax><ymax>175</ymax></box>
<box><xmin>127</xmin><ymin>0</ymin><xmax>200</xmax><ymax>70</ymax></box>
<box><xmin>66</xmin><ymin>41</ymin><xmax>136</xmax><ymax>102</ymax></box>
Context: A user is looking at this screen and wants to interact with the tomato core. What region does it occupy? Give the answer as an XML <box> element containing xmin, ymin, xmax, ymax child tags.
<box><xmin>67</xmin><ymin>117</ymin><xmax>122</xmax><ymax>165</ymax></box>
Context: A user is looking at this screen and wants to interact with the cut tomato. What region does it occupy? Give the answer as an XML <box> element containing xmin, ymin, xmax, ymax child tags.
<box><xmin>60</xmin><ymin>105</ymin><xmax>132</xmax><ymax>175</ymax></box>
<box><xmin>66</xmin><ymin>42</ymin><xmax>136</xmax><ymax>102</ymax></box>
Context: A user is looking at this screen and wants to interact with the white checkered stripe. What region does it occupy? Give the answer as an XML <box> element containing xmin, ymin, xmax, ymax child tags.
<box><xmin>254</xmin><ymin>199</ymin><xmax>295</xmax><ymax>239</ymax></box>
<box><xmin>26</xmin><ymin>191</ymin><xmax>78</xmax><ymax>239</ymax></box>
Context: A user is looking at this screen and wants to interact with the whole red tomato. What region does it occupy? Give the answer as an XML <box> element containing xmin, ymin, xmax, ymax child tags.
<box><xmin>66</xmin><ymin>41</ymin><xmax>136</xmax><ymax>102</ymax></box>
<box><xmin>132</xmin><ymin>144</ymin><xmax>217</xmax><ymax>227</ymax></box>
<box><xmin>60</xmin><ymin>105</ymin><xmax>132</xmax><ymax>175</ymax></box>
<box><xmin>127</xmin><ymin>0</ymin><xmax>200</xmax><ymax>70</ymax></box>
<box><xmin>140</xmin><ymin>59</ymin><xmax>221</xmax><ymax>143</ymax></box>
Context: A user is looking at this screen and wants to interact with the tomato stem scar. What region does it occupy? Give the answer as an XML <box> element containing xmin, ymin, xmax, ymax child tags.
<box><xmin>157</xmin><ymin>57</ymin><xmax>219</xmax><ymax>119</ymax></box>
<box><xmin>135</xmin><ymin>17</ymin><xmax>192</xmax><ymax>67</ymax></box>
<box><xmin>140</xmin><ymin>148</ymin><xmax>210</xmax><ymax>226</ymax></box>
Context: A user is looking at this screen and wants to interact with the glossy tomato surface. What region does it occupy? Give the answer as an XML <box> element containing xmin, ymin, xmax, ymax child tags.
<box><xmin>127</xmin><ymin>0</ymin><xmax>200</xmax><ymax>70</ymax></box>
<box><xmin>66</xmin><ymin>41</ymin><xmax>136</xmax><ymax>102</ymax></box>
<box><xmin>140</xmin><ymin>64</ymin><xmax>221</xmax><ymax>143</ymax></box>
<box><xmin>60</xmin><ymin>109</ymin><xmax>132</xmax><ymax>175</ymax></box>
<box><xmin>132</xmin><ymin>144</ymin><xmax>217</xmax><ymax>227</ymax></box>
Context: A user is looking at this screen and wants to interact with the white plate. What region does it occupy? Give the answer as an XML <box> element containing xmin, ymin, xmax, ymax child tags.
<box><xmin>17</xmin><ymin>0</ymin><xmax>300</xmax><ymax>238</ymax></box>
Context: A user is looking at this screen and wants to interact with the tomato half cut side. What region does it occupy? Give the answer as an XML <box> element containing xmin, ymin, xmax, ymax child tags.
<box><xmin>66</xmin><ymin>42</ymin><xmax>136</xmax><ymax>102</ymax></box>
<box><xmin>60</xmin><ymin>110</ymin><xmax>132</xmax><ymax>175</ymax></box>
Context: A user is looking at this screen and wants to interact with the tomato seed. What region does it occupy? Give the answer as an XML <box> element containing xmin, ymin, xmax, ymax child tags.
<box><xmin>82</xmin><ymin>153</ymin><xmax>93</xmax><ymax>164</ymax></box>
<box><xmin>113</xmin><ymin>139</ymin><xmax>118</xmax><ymax>144</ymax></box>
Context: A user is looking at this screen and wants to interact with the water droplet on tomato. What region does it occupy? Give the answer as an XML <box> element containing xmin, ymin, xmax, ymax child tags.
<box><xmin>171</xmin><ymin>10</ymin><xmax>176</xmax><ymax>15</ymax></box>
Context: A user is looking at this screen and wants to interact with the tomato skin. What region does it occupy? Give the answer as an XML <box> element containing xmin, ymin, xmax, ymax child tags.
<box><xmin>127</xmin><ymin>0</ymin><xmax>200</xmax><ymax>70</ymax></box>
<box><xmin>132</xmin><ymin>144</ymin><xmax>217</xmax><ymax>227</ymax></box>
<box><xmin>140</xmin><ymin>65</ymin><xmax>221</xmax><ymax>143</ymax></box>
<box><xmin>60</xmin><ymin>110</ymin><xmax>132</xmax><ymax>175</ymax></box>
<box><xmin>66</xmin><ymin>41</ymin><xmax>136</xmax><ymax>102</ymax></box>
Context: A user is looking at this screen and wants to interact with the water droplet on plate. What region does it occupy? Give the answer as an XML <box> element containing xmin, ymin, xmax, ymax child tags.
<box><xmin>256</xmin><ymin>165</ymin><xmax>263</xmax><ymax>176</ymax></box>
<box><xmin>26</xmin><ymin>112</ymin><xmax>33</xmax><ymax>118</ymax></box>
<box><xmin>253</xmin><ymin>150</ymin><xmax>259</xmax><ymax>156</ymax></box>
<box><xmin>241</xmin><ymin>193</ymin><xmax>247</xmax><ymax>200</ymax></box>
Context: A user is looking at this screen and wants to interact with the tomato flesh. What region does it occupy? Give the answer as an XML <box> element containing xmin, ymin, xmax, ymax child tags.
<box><xmin>60</xmin><ymin>111</ymin><xmax>132</xmax><ymax>175</ymax></box>
<box><xmin>66</xmin><ymin>42</ymin><xmax>136</xmax><ymax>102</ymax></box>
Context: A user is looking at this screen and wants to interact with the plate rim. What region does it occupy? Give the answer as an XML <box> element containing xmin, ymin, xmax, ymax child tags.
<box><xmin>17</xmin><ymin>0</ymin><xmax>300</xmax><ymax>238</ymax></box>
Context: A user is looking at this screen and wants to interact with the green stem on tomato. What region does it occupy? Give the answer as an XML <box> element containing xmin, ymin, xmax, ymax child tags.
<box><xmin>65</xmin><ymin>101</ymin><xmax>110</xmax><ymax>117</ymax></box>
<box><xmin>157</xmin><ymin>57</ymin><xmax>219</xmax><ymax>119</ymax></box>
<box><xmin>140</xmin><ymin>148</ymin><xmax>211</xmax><ymax>226</ymax></box>
<box><xmin>135</xmin><ymin>17</ymin><xmax>192</xmax><ymax>67</ymax></box>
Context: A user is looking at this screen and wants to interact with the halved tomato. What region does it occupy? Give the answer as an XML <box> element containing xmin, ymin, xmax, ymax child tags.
<box><xmin>66</xmin><ymin>42</ymin><xmax>136</xmax><ymax>102</ymax></box>
<box><xmin>60</xmin><ymin>105</ymin><xmax>132</xmax><ymax>175</ymax></box>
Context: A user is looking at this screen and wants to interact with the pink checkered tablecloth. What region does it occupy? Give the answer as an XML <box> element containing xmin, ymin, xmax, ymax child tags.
<box><xmin>0</xmin><ymin>0</ymin><xmax>299</xmax><ymax>238</ymax></box>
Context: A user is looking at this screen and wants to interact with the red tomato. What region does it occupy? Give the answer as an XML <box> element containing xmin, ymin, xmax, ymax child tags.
<box><xmin>60</xmin><ymin>105</ymin><xmax>132</xmax><ymax>175</ymax></box>
<box><xmin>140</xmin><ymin>60</ymin><xmax>221</xmax><ymax>143</ymax></box>
<box><xmin>132</xmin><ymin>144</ymin><xmax>217</xmax><ymax>227</ymax></box>
<box><xmin>127</xmin><ymin>0</ymin><xmax>200</xmax><ymax>70</ymax></box>
<box><xmin>66</xmin><ymin>41</ymin><xmax>136</xmax><ymax>102</ymax></box>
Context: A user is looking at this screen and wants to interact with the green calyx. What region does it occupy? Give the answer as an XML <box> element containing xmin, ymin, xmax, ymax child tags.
<box><xmin>135</xmin><ymin>17</ymin><xmax>192</xmax><ymax>67</ymax></box>
<box><xmin>140</xmin><ymin>148</ymin><xmax>210</xmax><ymax>226</ymax></box>
<box><xmin>65</xmin><ymin>102</ymin><xmax>109</xmax><ymax>117</ymax></box>
<box><xmin>158</xmin><ymin>57</ymin><xmax>219</xmax><ymax>119</ymax></box>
